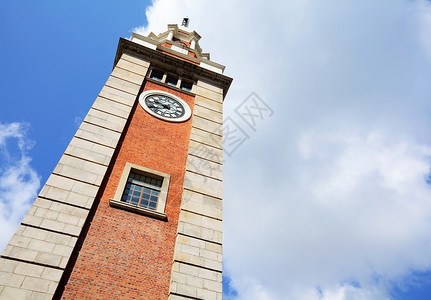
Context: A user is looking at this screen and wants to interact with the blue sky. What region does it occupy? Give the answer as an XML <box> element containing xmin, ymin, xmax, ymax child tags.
<box><xmin>2</xmin><ymin>1</ymin><xmax>431</xmax><ymax>299</ymax></box>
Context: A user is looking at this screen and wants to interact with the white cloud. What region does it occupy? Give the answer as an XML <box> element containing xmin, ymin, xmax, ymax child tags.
<box><xmin>139</xmin><ymin>0</ymin><xmax>431</xmax><ymax>298</ymax></box>
<box><xmin>0</xmin><ymin>122</ymin><xmax>41</xmax><ymax>251</ymax></box>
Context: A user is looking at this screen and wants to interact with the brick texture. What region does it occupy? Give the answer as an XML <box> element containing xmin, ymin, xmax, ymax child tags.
<box><xmin>60</xmin><ymin>81</ymin><xmax>194</xmax><ymax>299</ymax></box>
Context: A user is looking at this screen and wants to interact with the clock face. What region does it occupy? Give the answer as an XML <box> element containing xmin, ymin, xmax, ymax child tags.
<box><xmin>138</xmin><ymin>90</ymin><xmax>192</xmax><ymax>122</ymax></box>
<box><xmin>145</xmin><ymin>94</ymin><xmax>185</xmax><ymax>119</ymax></box>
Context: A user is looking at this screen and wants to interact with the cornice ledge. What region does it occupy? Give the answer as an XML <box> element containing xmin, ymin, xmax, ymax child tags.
<box><xmin>114</xmin><ymin>38</ymin><xmax>232</xmax><ymax>98</ymax></box>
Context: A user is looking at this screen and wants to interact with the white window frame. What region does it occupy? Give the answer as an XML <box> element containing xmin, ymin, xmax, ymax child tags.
<box><xmin>110</xmin><ymin>162</ymin><xmax>170</xmax><ymax>220</ymax></box>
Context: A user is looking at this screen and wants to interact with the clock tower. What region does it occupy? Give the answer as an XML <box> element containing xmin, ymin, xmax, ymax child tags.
<box><xmin>0</xmin><ymin>23</ymin><xmax>231</xmax><ymax>299</ymax></box>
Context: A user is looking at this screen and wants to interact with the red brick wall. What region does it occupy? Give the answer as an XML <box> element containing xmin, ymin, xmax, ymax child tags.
<box><xmin>61</xmin><ymin>81</ymin><xmax>194</xmax><ymax>299</ymax></box>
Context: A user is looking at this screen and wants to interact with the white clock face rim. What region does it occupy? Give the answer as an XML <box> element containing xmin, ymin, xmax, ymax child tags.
<box><xmin>138</xmin><ymin>90</ymin><xmax>192</xmax><ymax>122</ymax></box>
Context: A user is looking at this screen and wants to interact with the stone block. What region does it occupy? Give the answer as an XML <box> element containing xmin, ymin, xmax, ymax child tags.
<box><xmin>116</xmin><ymin>59</ymin><xmax>149</xmax><ymax>76</ymax></box>
<box><xmin>8</xmin><ymin>234</ymin><xmax>31</xmax><ymax>248</ymax></box>
<box><xmin>0</xmin><ymin>271</ymin><xmax>25</xmax><ymax>288</ymax></box>
<box><xmin>34</xmin><ymin>207</ymin><xmax>59</xmax><ymax>220</ymax></box>
<box><xmin>76</xmin><ymin>122</ymin><xmax>121</xmax><ymax>148</ymax></box>
<box><xmin>180</xmin><ymin>244</ymin><xmax>200</xmax><ymax>257</ymax></box>
<box><xmin>53</xmin><ymin>244</ymin><xmax>73</xmax><ymax>257</ymax></box>
<box><xmin>45</xmin><ymin>174</ymin><xmax>74</xmax><ymax>192</ymax></box>
<box><xmin>176</xmin><ymin>282</ymin><xmax>197</xmax><ymax>298</ymax></box>
<box><xmin>183</xmin><ymin>171</ymin><xmax>222</xmax><ymax>199</ymax></box>
<box><xmin>174</xmin><ymin>251</ymin><xmax>204</xmax><ymax>267</ymax></box>
<box><xmin>186</xmin><ymin>275</ymin><xmax>204</xmax><ymax>289</ymax></box>
<box><xmin>58</xmin><ymin>154</ymin><xmax>107</xmax><ymax>179</ymax></box>
<box><xmin>179</xmin><ymin>211</ymin><xmax>222</xmax><ymax>233</ymax></box>
<box><xmin>66</xmin><ymin>191</ymin><xmax>93</xmax><ymax>209</ymax></box>
<box><xmin>21</xmin><ymin>276</ymin><xmax>51</xmax><ymax>293</ymax></box>
<box><xmin>0</xmin><ymin>286</ymin><xmax>32</xmax><ymax>299</ymax></box>
<box><xmin>70</xmin><ymin>181</ymin><xmax>99</xmax><ymax>198</ymax></box>
<box><xmin>40</xmin><ymin>185</ymin><xmax>93</xmax><ymax>209</ymax></box>
<box><xmin>54</xmin><ymin>164</ymin><xmax>100</xmax><ymax>186</ymax></box>
<box><xmin>40</xmin><ymin>219</ymin><xmax>65</xmax><ymax>233</ymax></box>
<box><xmin>92</xmin><ymin>97</ymin><xmax>132</xmax><ymax>119</ymax></box>
<box><xmin>179</xmin><ymin>222</ymin><xmax>201</xmax><ymax>239</ymax></box>
<box><xmin>196</xmin><ymin>79</ymin><xmax>224</xmax><ymax>95</ymax></box>
<box><xmin>197</xmin><ymin>288</ymin><xmax>218</xmax><ymax>300</ymax></box>
<box><xmin>167</xmin><ymin>295</ymin><xmax>186</xmax><ymax>300</ymax></box>
<box><xmin>91</xmin><ymin>142</ymin><xmax>116</xmax><ymax>157</ymax></box>
<box><xmin>1</xmin><ymin>246</ymin><xmax>13</xmax><ymax>257</ymax></box>
<box><xmin>39</xmin><ymin>186</ymin><xmax>67</xmax><ymax>202</ymax></box>
<box><xmin>202</xmin><ymin>227</ymin><xmax>220</xmax><ymax>243</ymax></box>
<box><xmin>20</xmin><ymin>214</ymin><xmax>42</xmax><ymax>229</ymax></box>
<box><xmin>30</xmin><ymin>291</ymin><xmax>54</xmax><ymax>300</ymax></box>
<box><xmin>33</xmin><ymin>198</ymin><xmax>52</xmax><ymax>209</ymax></box>
<box><xmin>193</xmin><ymin>105</ymin><xmax>223</xmax><ymax>124</ymax></box>
<box><xmin>68</xmin><ymin>237</ymin><xmax>78</xmax><ymax>247</ymax></box>
<box><xmin>120</xmin><ymin>53</ymin><xmax>150</xmax><ymax>68</ymax></box>
<box><xmin>69</xmin><ymin>136</ymin><xmax>115</xmax><ymax>157</ymax></box>
<box><xmin>67</xmin><ymin>137</ymin><xmax>93</xmax><ymax>151</ymax></box>
<box><xmin>45</xmin><ymin>231</ymin><xmax>72</xmax><ymax>246</ymax></box>
<box><xmin>176</xmin><ymin>234</ymin><xmax>191</xmax><ymax>246</ymax></box>
<box><xmin>111</xmin><ymin>67</ymin><xmax>145</xmax><ymax>86</ymax></box>
<box><xmin>178</xmin><ymin>262</ymin><xmax>199</xmax><ymax>277</ymax></box>
<box><xmin>41</xmin><ymin>267</ymin><xmax>62</xmax><ymax>282</ymax></box>
<box><xmin>198</xmin><ymin>268</ymin><xmax>220</xmax><ymax>282</ymax></box>
<box><xmin>59</xmin><ymin>257</ymin><xmax>68</xmax><ymax>269</ymax></box>
<box><xmin>105</xmin><ymin>76</ymin><xmax>140</xmax><ymax>95</ymax></box>
<box><xmin>181</xmin><ymin>201</ymin><xmax>222</xmax><ymax>220</ymax></box>
<box><xmin>200</xmin><ymin>248</ymin><xmax>218</xmax><ymax>261</ymax></box>
<box><xmin>64</xmin><ymin>146</ymin><xmax>110</xmax><ymax>166</ymax></box>
<box><xmin>191</xmin><ymin>116</ymin><xmax>222</xmax><ymax>136</ymax></box>
<box><xmin>56</xmin><ymin>212</ymin><xmax>80</xmax><ymax>226</ymax></box>
<box><xmin>82</xmin><ymin>160</ymin><xmax>107</xmax><ymax>176</ymax></box>
<box><xmin>201</xmin><ymin>215</ymin><xmax>223</xmax><ymax>232</ymax></box>
<box><xmin>188</xmin><ymin>141</ymin><xmax>223</xmax><ymax>164</ymax></box>
<box><xmin>63</xmin><ymin>224</ymin><xmax>81</xmax><ymax>236</ymax></box>
<box><xmin>189</xmin><ymin>237</ymin><xmax>206</xmax><ymax>249</ymax></box>
<box><xmin>28</xmin><ymin>239</ymin><xmax>55</xmax><ymax>253</ymax></box>
<box><xmin>8</xmin><ymin>246</ymin><xmax>38</xmax><ymax>262</ymax></box>
<box><xmin>14</xmin><ymin>262</ymin><xmax>44</xmax><ymax>277</ymax></box>
<box><xmin>181</xmin><ymin>190</ymin><xmax>223</xmax><ymax>210</ymax></box>
<box><xmin>186</xmin><ymin>154</ymin><xmax>222</xmax><ymax>181</ymax></box>
<box><xmin>0</xmin><ymin>259</ymin><xmax>17</xmax><ymax>273</ymax></box>
<box><xmin>28</xmin><ymin>205</ymin><xmax>37</xmax><ymax>215</ymax></box>
<box><xmin>85</xmin><ymin>108</ymin><xmax>127</xmax><ymax>132</ymax></box>
<box><xmin>99</xmin><ymin>84</ymin><xmax>137</xmax><ymax>105</ymax></box>
<box><xmin>34</xmin><ymin>252</ymin><xmax>62</xmax><ymax>267</ymax></box>
<box><xmin>190</xmin><ymin>130</ymin><xmax>222</xmax><ymax>150</ymax></box>
<box><xmin>195</xmin><ymin>86</ymin><xmax>223</xmax><ymax>103</ymax></box>
<box><xmin>49</xmin><ymin>202</ymin><xmax>88</xmax><ymax>219</ymax></box>
<box><xmin>204</xmin><ymin>259</ymin><xmax>222</xmax><ymax>272</ymax></box>
<box><xmin>195</xmin><ymin>95</ymin><xmax>223</xmax><ymax>113</ymax></box>
<box><xmin>55</xmin><ymin>157</ymin><xmax>83</xmax><ymax>175</ymax></box>
<box><xmin>170</xmin><ymin>271</ymin><xmax>187</xmax><ymax>285</ymax></box>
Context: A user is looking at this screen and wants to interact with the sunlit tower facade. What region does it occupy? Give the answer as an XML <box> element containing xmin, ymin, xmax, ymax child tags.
<box><xmin>0</xmin><ymin>23</ymin><xmax>231</xmax><ymax>299</ymax></box>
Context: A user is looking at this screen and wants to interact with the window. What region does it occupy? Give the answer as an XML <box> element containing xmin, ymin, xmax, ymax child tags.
<box><xmin>110</xmin><ymin>163</ymin><xmax>170</xmax><ymax>220</ymax></box>
<box><xmin>165</xmin><ymin>75</ymin><xmax>178</xmax><ymax>87</ymax></box>
<box><xmin>180</xmin><ymin>80</ymin><xmax>193</xmax><ymax>91</ymax></box>
<box><xmin>148</xmin><ymin>68</ymin><xmax>194</xmax><ymax>92</ymax></box>
<box><xmin>150</xmin><ymin>69</ymin><xmax>164</xmax><ymax>81</ymax></box>
<box><xmin>122</xmin><ymin>172</ymin><xmax>162</xmax><ymax>210</ymax></box>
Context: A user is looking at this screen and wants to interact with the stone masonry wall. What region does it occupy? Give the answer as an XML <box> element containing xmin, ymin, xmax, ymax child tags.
<box><xmin>0</xmin><ymin>52</ymin><xmax>149</xmax><ymax>300</ymax></box>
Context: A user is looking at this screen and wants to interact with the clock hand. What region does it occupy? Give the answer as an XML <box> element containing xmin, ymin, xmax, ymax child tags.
<box><xmin>154</xmin><ymin>99</ymin><xmax>171</xmax><ymax>109</ymax></box>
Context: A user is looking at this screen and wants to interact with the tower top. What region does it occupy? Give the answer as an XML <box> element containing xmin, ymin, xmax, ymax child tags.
<box><xmin>129</xmin><ymin>24</ymin><xmax>226</xmax><ymax>74</ymax></box>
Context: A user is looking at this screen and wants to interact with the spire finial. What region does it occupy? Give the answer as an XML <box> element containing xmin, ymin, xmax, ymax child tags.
<box><xmin>182</xmin><ymin>18</ymin><xmax>189</xmax><ymax>28</ymax></box>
